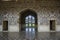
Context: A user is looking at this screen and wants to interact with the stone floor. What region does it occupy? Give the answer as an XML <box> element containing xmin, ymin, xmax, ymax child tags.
<box><xmin>0</xmin><ymin>32</ymin><xmax>60</xmax><ymax>40</ymax></box>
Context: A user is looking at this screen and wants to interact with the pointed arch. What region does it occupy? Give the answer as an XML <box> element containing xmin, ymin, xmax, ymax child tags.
<box><xmin>19</xmin><ymin>9</ymin><xmax>38</xmax><ymax>32</ymax></box>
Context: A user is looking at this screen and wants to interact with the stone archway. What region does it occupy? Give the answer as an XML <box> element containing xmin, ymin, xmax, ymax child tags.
<box><xmin>20</xmin><ymin>9</ymin><xmax>37</xmax><ymax>32</ymax></box>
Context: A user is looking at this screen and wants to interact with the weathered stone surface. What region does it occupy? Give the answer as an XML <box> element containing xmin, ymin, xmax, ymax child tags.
<box><xmin>0</xmin><ymin>0</ymin><xmax>60</xmax><ymax>25</ymax></box>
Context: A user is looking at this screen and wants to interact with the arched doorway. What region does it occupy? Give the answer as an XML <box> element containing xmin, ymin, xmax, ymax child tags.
<box><xmin>20</xmin><ymin>9</ymin><xmax>37</xmax><ymax>32</ymax></box>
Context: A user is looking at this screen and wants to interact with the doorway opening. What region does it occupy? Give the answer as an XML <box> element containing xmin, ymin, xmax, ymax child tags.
<box><xmin>3</xmin><ymin>21</ymin><xmax>8</xmax><ymax>31</ymax></box>
<box><xmin>25</xmin><ymin>15</ymin><xmax>35</xmax><ymax>32</ymax></box>
<box><xmin>50</xmin><ymin>20</ymin><xmax>55</xmax><ymax>31</ymax></box>
<box><xmin>20</xmin><ymin>9</ymin><xmax>37</xmax><ymax>32</ymax></box>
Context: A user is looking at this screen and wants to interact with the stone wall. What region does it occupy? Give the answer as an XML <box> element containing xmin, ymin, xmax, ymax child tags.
<box><xmin>0</xmin><ymin>0</ymin><xmax>60</xmax><ymax>32</ymax></box>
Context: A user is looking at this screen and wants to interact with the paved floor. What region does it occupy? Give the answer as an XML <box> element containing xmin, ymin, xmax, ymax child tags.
<box><xmin>0</xmin><ymin>32</ymin><xmax>60</xmax><ymax>40</ymax></box>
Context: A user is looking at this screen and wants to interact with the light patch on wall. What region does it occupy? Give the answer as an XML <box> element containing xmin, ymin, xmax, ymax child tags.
<box><xmin>2</xmin><ymin>0</ymin><xmax>11</xmax><ymax>1</ymax></box>
<box><xmin>16</xmin><ymin>0</ymin><xmax>18</xmax><ymax>1</ymax></box>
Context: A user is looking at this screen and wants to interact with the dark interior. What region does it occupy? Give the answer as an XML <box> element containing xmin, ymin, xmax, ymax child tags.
<box><xmin>50</xmin><ymin>20</ymin><xmax>55</xmax><ymax>31</ymax></box>
<box><xmin>3</xmin><ymin>21</ymin><xmax>8</xmax><ymax>31</ymax></box>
